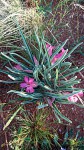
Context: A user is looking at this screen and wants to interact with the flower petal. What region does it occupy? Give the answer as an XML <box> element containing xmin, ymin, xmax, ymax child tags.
<box><xmin>26</xmin><ymin>86</ymin><xmax>34</xmax><ymax>93</ymax></box>
<box><xmin>24</xmin><ymin>76</ymin><xmax>29</xmax><ymax>83</ymax></box>
<box><xmin>51</xmin><ymin>49</ymin><xmax>66</xmax><ymax>65</ymax></box>
<box><xmin>33</xmin><ymin>56</ymin><xmax>39</xmax><ymax>65</ymax></box>
<box><xmin>29</xmin><ymin>78</ymin><xmax>34</xmax><ymax>84</ymax></box>
<box><xmin>46</xmin><ymin>43</ymin><xmax>55</xmax><ymax>56</ymax></box>
<box><xmin>24</xmin><ymin>70</ymin><xmax>33</xmax><ymax>73</ymax></box>
<box><xmin>48</xmin><ymin>47</ymin><xmax>53</xmax><ymax>56</ymax></box>
<box><xmin>32</xmin><ymin>82</ymin><xmax>37</xmax><ymax>87</ymax></box>
<box><xmin>78</xmin><ymin>91</ymin><xmax>83</xmax><ymax>97</ymax></box>
<box><xmin>46</xmin><ymin>43</ymin><xmax>50</xmax><ymax>49</ymax></box>
<box><xmin>29</xmin><ymin>87</ymin><xmax>34</xmax><ymax>93</ymax></box>
<box><xmin>51</xmin><ymin>56</ymin><xmax>58</xmax><ymax>65</ymax></box>
<box><xmin>14</xmin><ymin>64</ymin><xmax>23</xmax><ymax>70</ymax></box>
<box><xmin>26</xmin><ymin>87</ymin><xmax>30</xmax><ymax>93</ymax></box>
<box><xmin>20</xmin><ymin>83</ymin><xmax>27</xmax><ymax>88</ymax></box>
<box><xmin>68</xmin><ymin>95</ymin><xmax>78</xmax><ymax>103</ymax></box>
<box><xmin>48</xmin><ymin>98</ymin><xmax>55</xmax><ymax>107</ymax></box>
<box><xmin>61</xmin><ymin>48</ymin><xmax>65</xmax><ymax>52</ymax></box>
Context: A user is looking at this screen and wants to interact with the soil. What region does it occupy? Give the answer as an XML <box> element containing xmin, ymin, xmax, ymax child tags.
<box><xmin>0</xmin><ymin>0</ymin><xmax>84</xmax><ymax>149</ymax></box>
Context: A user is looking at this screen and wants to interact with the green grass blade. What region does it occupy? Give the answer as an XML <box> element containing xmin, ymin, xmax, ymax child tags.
<box><xmin>3</xmin><ymin>106</ymin><xmax>22</xmax><ymax>130</ymax></box>
<box><xmin>51</xmin><ymin>39</ymin><xmax>68</xmax><ymax>59</ymax></box>
<box><xmin>11</xmin><ymin>52</ymin><xmax>34</xmax><ymax>66</ymax></box>
<box><xmin>16</xmin><ymin>21</ymin><xmax>34</xmax><ymax>63</ymax></box>
<box><xmin>65</xmin><ymin>42</ymin><xmax>83</xmax><ymax>59</ymax></box>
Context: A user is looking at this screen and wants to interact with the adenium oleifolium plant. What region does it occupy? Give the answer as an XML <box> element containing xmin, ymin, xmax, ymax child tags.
<box><xmin>0</xmin><ymin>27</ymin><xmax>84</xmax><ymax>123</ymax></box>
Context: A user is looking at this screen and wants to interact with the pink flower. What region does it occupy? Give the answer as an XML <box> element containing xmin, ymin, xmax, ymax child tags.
<box><xmin>46</xmin><ymin>43</ymin><xmax>67</xmax><ymax>65</ymax></box>
<box><xmin>48</xmin><ymin>98</ymin><xmax>55</xmax><ymax>107</ymax></box>
<box><xmin>68</xmin><ymin>95</ymin><xmax>78</xmax><ymax>102</ymax></box>
<box><xmin>25</xmin><ymin>70</ymin><xmax>33</xmax><ymax>73</ymax></box>
<box><xmin>51</xmin><ymin>48</ymin><xmax>66</xmax><ymax>65</ymax></box>
<box><xmin>14</xmin><ymin>64</ymin><xmax>23</xmax><ymax>70</ymax></box>
<box><xmin>77</xmin><ymin>91</ymin><xmax>83</xmax><ymax>97</ymax></box>
<box><xmin>46</xmin><ymin>43</ymin><xmax>55</xmax><ymax>56</ymax></box>
<box><xmin>14</xmin><ymin>64</ymin><xmax>33</xmax><ymax>73</ymax></box>
<box><xmin>33</xmin><ymin>56</ymin><xmax>39</xmax><ymax>65</ymax></box>
<box><xmin>66</xmin><ymin>91</ymin><xmax>83</xmax><ymax>103</ymax></box>
<box><xmin>33</xmin><ymin>43</ymin><xmax>66</xmax><ymax>66</ymax></box>
<box><xmin>20</xmin><ymin>76</ymin><xmax>37</xmax><ymax>93</ymax></box>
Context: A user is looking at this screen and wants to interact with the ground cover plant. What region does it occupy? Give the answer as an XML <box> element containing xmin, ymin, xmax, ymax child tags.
<box><xmin>0</xmin><ymin>0</ymin><xmax>43</xmax><ymax>47</ymax></box>
<box><xmin>61</xmin><ymin>128</ymin><xmax>84</xmax><ymax>150</ymax></box>
<box><xmin>9</xmin><ymin>109</ymin><xmax>59</xmax><ymax>150</ymax></box>
<box><xmin>0</xmin><ymin>0</ymin><xmax>84</xmax><ymax>150</ymax></box>
<box><xmin>0</xmin><ymin>25</ymin><xmax>84</xmax><ymax>149</ymax></box>
<box><xmin>0</xmin><ymin>25</ymin><xmax>84</xmax><ymax>121</ymax></box>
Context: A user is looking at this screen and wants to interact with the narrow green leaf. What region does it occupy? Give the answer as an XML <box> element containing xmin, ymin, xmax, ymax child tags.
<box><xmin>0</xmin><ymin>80</ymin><xmax>20</xmax><ymax>83</ymax></box>
<box><xmin>11</xmin><ymin>52</ymin><xmax>33</xmax><ymax>66</ymax></box>
<box><xmin>51</xmin><ymin>39</ymin><xmax>68</xmax><ymax>59</ymax></box>
<box><xmin>53</xmin><ymin>104</ymin><xmax>72</xmax><ymax>123</ymax></box>
<box><xmin>42</xmin><ymin>34</ymin><xmax>51</xmax><ymax>67</ymax></box>
<box><xmin>8</xmin><ymin>90</ymin><xmax>42</xmax><ymax>99</ymax></box>
<box><xmin>37</xmin><ymin>104</ymin><xmax>48</xmax><ymax>109</ymax></box>
<box><xmin>3</xmin><ymin>106</ymin><xmax>22</xmax><ymax>130</ymax></box>
<box><xmin>60</xmin><ymin>79</ymin><xmax>81</xmax><ymax>87</ymax></box>
<box><xmin>64</xmin><ymin>132</ymin><xmax>68</xmax><ymax>141</ymax></box>
<box><xmin>65</xmin><ymin>42</ymin><xmax>83</xmax><ymax>59</ymax></box>
<box><xmin>21</xmin><ymin>99</ymin><xmax>38</xmax><ymax>104</ymax></box>
<box><xmin>44</xmin><ymin>91</ymin><xmax>82</xmax><ymax>100</ymax></box>
<box><xmin>47</xmin><ymin>50</ymin><xmax>68</xmax><ymax>72</ymax></box>
<box><xmin>16</xmin><ymin>22</ymin><xmax>34</xmax><ymax>63</ymax></box>
<box><xmin>63</xmin><ymin>66</ymin><xmax>84</xmax><ymax>77</ymax></box>
<box><xmin>1</xmin><ymin>52</ymin><xmax>28</xmax><ymax>69</ymax></box>
<box><xmin>56</xmin><ymin>69</ymin><xmax>59</xmax><ymax>81</ymax></box>
<box><xmin>0</xmin><ymin>69</ymin><xmax>22</xmax><ymax>80</ymax></box>
<box><xmin>54</xmin><ymin>134</ymin><xmax>61</xmax><ymax>147</ymax></box>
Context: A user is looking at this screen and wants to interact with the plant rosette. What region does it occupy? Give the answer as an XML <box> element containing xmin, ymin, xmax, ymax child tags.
<box><xmin>9</xmin><ymin>109</ymin><xmax>59</xmax><ymax>150</ymax></box>
<box><xmin>0</xmin><ymin>27</ymin><xmax>84</xmax><ymax>124</ymax></box>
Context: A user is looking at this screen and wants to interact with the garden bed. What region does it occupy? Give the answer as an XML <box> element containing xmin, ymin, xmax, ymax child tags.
<box><xmin>0</xmin><ymin>0</ymin><xmax>84</xmax><ymax>150</ymax></box>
